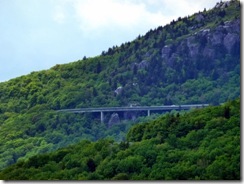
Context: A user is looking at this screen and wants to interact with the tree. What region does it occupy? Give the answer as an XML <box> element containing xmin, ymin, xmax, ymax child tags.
<box><xmin>87</xmin><ymin>158</ymin><xmax>96</xmax><ymax>172</ymax></box>
<box><xmin>224</xmin><ymin>106</ymin><xmax>230</xmax><ymax>119</ymax></box>
<box><xmin>133</xmin><ymin>64</ymin><xmax>138</xmax><ymax>75</ymax></box>
<box><xmin>96</xmin><ymin>62</ymin><xmax>102</xmax><ymax>73</ymax></box>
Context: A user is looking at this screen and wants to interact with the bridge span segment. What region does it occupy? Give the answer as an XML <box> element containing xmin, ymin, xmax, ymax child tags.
<box><xmin>57</xmin><ymin>104</ymin><xmax>209</xmax><ymax>123</ymax></box>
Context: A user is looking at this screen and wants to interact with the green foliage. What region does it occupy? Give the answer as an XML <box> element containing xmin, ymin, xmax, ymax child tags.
<box><xmin>0</xmin><ymin>99</ymin><xmax>240</xmax><ymax>180</ymax></box>
<box><xmin>0</xmin><ymin>0</ymin><xmax>240</xmax><ymax>173</ymax></box>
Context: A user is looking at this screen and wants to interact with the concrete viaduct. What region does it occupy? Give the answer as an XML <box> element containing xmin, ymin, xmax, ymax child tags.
<box><xmin>57</xmin><ymin>104</ymin><xmax>209</xmax><ymax>123</ymax></box>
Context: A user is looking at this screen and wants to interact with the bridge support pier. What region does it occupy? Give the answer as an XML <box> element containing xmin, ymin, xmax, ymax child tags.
<box><xmin>101</xmin><ymin>111</ymin><xmax>104</xmax><ymax>123</ymax></box>
<box><xmin>147</xmin><ymin>110</ymin><xmax>150</xmax><ymax>116</ymax></box>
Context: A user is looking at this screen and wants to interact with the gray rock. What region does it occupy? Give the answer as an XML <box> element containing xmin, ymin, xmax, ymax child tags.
<box><xmin>176</xmin><ymin>40</ymin><xmax>188</xmax><ymax>53</ymax></box>
<box><xmin>168</xmin><ymin>53</ymin><xmax>179</xmax><ymax>67</ymax></box>
<box><xmin>224</xmin><ymin>19</ymin><xmax>240</xmax><ymax>33</ymax></box>
<box><xmin>131</xmin><ymin>60</ymin><xmax>149</xmax><ymax>71</ymax></box>
<box><xmin>188</xmin><ymin>42</ymin><xmax>199</xmax><ymax>58</ymax></box>
<box><xmin>160</xmin><ymin>17</ymin><xmax>240</xmax><ymax>64</ymax></box>
<box><xmin>224</xmin><ymin>33</ymin><xmax>239</xmax><ymax>52</ymax></box>
<box><xmin>144</xmin><ymin>51</ymin><xmax>151</xmax><ymax>58</ymax></box>
<box><xmin>210</xmin><ymin>32</ymin><xmax>224</xmax><ymax>46</ymax></box>
<box><xmin>137</xmin><ymin>60</ymin><xmax>149</xmax><ymax>70</ymax></box>
<box><xmin>203</xmin><ymin>47</ymin><xmax>215</xmax><ymax>59</ymax></box>
<box><xmin>215</xmin><ymin>1</ymin><xmax>230</xmax><ymax>9</ymax></box>
<box><xmin>161</xmin><ymin>45</ymin><xmax>172</xmax><ymax>59</ymax></box>
<box><xmin>195</xmin><ymin>13</ymin><xmax>204</xmax><ymax>22</ymax></box>
<box><xmin>221</xmin><ymin>1</ymin><xmax>230</xmax><ymax>9</ymax></box>
<box><xmin>215</xmin><ymin>2</ymin><xmax>221</xmax><ymax>8</ymax></box>
<box><xmin>114</xmin><ymin>86</ymin><xmax>123</xmax><ymax>95</ymax></box>
<box><xmin>215</xmin><ymin>25</ymin><xmax>225</xmax><ymax>33</ymax></box>
<box><xmin>108</xmin><ymin>113</ymin><xmax>120</xmax><ymax>128</ymax></box>
<box><xmin>197</xmin><ymin>29</ymin><xmax>210</xmax><ymax>37</ymax></box>
<box><xmin>186</xmin><ymin>36</ymin><xmax>196</xmax><ymax>45</ymax></box>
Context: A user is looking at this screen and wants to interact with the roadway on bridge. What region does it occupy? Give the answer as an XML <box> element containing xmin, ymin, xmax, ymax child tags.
<box><xmin>57</xmin><ymin>104</ymin><xmax>209</xmax><ymax>113</ymax></box>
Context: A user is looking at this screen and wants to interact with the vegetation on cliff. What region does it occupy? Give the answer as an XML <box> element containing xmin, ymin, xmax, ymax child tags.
<box><xmin>0</xmin><ymin>0</ymin><xmax>240</xmax><ymax>173</ymax></box>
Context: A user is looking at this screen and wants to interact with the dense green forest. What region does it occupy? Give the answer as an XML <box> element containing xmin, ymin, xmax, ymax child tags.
<box><xmin>0</xmin><ymin>0</ymin><xmax>240</xmax><ymax>176</ymax></box>
<box><xmin>0</xmin><ymin>99</ymin><xmax>240</xmax><ymax>180</ymax></box>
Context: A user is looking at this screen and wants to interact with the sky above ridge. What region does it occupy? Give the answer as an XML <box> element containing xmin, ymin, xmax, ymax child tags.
<box><xmin>0</xmin><ymin>0</ymin><xmax>221</xmax><ymax>82</ymax></box>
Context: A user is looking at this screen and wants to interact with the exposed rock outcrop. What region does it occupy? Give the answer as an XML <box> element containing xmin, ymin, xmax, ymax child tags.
<box><xmin>168</xmin><ymin>53</ymin><xmax>179</xmax><ymax>67</ymax></box>
<box><xmin>215</xmin><ymin>1</ymin><xmax>230</xmax><ymax>9</ymax></box>
<box><xmin>195</xmin><ymin>13</ymin><xmax>204</xmax><ymax>22</ymax></box>
<box><xmin>161</xmin><ymin>45</ymin><xmax>172</xmax><ymax>60</ymax></box>
<box><xmin>161</xmin><ymin>19</ymin><xmax>240</xmax><ymax>62</ymax></box>
<box><xmin>131</xmin><ymin>60</ymin><xmax>149</xmax><ymax>71</ymax></box>
<box><xmin>108</xmin><ymin>113</ymin><xmax>120</xmax><ymax>128</ymax></box>
<box><xmin>223</xmin><ymin>33</ymin><xmax>239</xmax><ymax>52</ymax></box>
<box><xmin>209</xmin><ymin>31</ymin><xmax>225</xmax><ymax>46</ymax></box>
<box><xmin>137</xmin><ymin>60</ymin><xmax>149</xmax><ymax>70</ymax></box>
<box><xmin>114</xmin><ymin>86</ymin><xmax>123</xmax><ymax>95</ymax></box>
<box><xmin>203</xmin><ymin>47</ymin><xmax>215</xmax><ymax>59</ymax></box>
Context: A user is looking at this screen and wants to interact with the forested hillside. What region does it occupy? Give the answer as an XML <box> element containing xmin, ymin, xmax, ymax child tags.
<box><xmin>0</xmin><ymin>0</ymin><xmax>240</xmax><ymax>171</ymax></box>
<box><xmin>0</xmin><ymin>99</ymin><xmax>240</xmax><ymax>180</ymax></box>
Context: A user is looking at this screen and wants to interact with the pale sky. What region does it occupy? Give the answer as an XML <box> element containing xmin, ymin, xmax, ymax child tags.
<box><xmin>0</xmin><ymin>0</ymin><xmax>222</xmax><ymax>82</ymax></box>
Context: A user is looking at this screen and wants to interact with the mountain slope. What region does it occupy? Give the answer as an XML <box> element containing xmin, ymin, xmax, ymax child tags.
<box><xmin>0</xmin><ymin>98</ymin><xmax>240</xmax><ymax>180</ymax></box>
<box><xmin>0</xmin><ymin>0</ymin><xmax>240</xmax><ymax>170</ymax></box>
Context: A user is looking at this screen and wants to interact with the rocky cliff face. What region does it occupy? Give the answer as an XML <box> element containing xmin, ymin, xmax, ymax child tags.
<box><xmin>161</xmin><ymin>18</ymin><xmax>240</xmax><ymax>63</ymax></box>
<box><xmin>108</xmin><ymin>113</ymin><xmax>120</xmax><ymax>128</ymax></box>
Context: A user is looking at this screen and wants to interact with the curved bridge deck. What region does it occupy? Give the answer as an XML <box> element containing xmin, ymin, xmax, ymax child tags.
<box><xmin>57</xmin><ymin>104</ymin><xmax>209</xmax><ymax>123</ymax></box>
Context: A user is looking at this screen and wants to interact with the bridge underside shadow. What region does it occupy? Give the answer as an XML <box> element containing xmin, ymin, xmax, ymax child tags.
<box><xmin>57</xmin><ymin>104</ymin><xmax>209</xmax><ymax>124</ymax></box>
<box><xmin>71</xmin><ymin>109</ymin><xmax>188</xmax><ymax>124</ymax></box>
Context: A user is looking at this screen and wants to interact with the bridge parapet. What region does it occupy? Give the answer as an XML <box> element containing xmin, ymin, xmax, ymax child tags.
<box><xmin>57</xmin><ymin>104</ymin><xmax>209</xmax><ymax>123</ymax></box>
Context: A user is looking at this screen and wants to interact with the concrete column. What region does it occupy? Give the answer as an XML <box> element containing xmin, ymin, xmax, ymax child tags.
<box><xmin>147</xmin><ymin>110</ymin><xmax>150</xmax><ymax>116</ymax></box>
<box><xmin>101</xmin><ymin>111</ymin><xmax>104</xmax><ymax>123</ymax></box>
